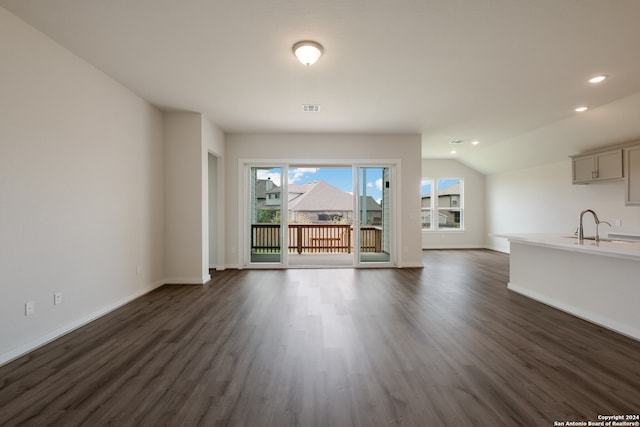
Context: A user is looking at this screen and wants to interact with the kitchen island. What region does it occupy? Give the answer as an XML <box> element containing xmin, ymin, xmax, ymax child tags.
<box><xmin>499</xmin><ymin>234</ymin><xmax>640</xmax><ymax>341</ymax></box>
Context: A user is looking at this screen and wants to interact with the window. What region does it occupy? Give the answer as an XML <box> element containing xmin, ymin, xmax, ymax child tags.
<box><xmin>421</xmin><ymin>178</ymin><xmax>463</xmax><ymax>231</ymax></box>
<box><xmin>421</xmin><ymin>179</ymin><xmax>433</xmax><ymax>230</ymax></box>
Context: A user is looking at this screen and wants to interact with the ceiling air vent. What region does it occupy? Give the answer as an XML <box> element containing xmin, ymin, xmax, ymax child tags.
<box><xmin>449</xmin><ymin>139</ymin><xmax>464</xmax><ymax>145</ymax></box>
<box><xmin>303</xmin><ymin>104</ymin><xmax>320</xmax><ymax>112</ymax></box>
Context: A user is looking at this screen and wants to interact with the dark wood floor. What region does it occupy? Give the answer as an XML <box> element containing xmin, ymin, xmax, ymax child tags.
<box><xmin>1</xmin><ymin>250</ymin><xmax>639</xmax><ymax>426</ymax></box>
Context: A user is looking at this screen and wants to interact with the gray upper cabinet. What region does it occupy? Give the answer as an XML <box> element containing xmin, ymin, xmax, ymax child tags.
<box><xmin>625</xmin><ymin>145</ymin><xmax>640</xmax><ymax>205</ymax></box>
<box><xmin>571</xmin><ymin>148</ymin><xmax>623</xmax><ymax>184</ymax></box>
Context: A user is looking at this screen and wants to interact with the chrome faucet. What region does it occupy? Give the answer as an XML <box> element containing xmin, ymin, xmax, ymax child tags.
<box><xmin>578</xmin><ymin>209</ymin><xmax>611</xmax><ymax>243</ymax></box>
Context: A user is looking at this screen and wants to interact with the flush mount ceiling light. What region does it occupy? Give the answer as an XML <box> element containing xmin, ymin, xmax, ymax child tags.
<box><xmin>293</xmin><ymin>41</ymin><xmax>323</xmax><ymax>65</ymax></box>
<box><xmin>471</xmin><ymin>140</ymin><xmax>479</xmax><ymax>145</ymax></box>
<box><xmin>589</xmin><ymin>75</ymin><xmax>607</xmax><ymax>84</ymax></box>
<box><xmin>575</xmin><ymin>106</ymin><xmax>589</xmax><ymax>112</ymax></box>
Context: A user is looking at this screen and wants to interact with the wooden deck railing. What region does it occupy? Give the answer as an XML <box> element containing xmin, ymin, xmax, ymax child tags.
<box><xmin>288</xmin><ymin>224</ymin><xmax>351</xmax><ymax>253</ymax></box>
<box><xmin>251</xmin><ymin>224</ymin><xmax>383</xmax><ymax>254</ymax></box>
<box><xmin>251</xmin><ymin>224</ymin><xmax>281</xmax><ymax>253</ymax></box>
<box><xmin>360</xmin><ymin>226</ymin><xmax>382</xmax><ymax>252</ymax></box>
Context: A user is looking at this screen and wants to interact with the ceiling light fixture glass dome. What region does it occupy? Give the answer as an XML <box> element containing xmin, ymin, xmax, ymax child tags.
<box><xmin>293</xmin><ymin>41</ymin><xmax>323</xmax><ymax>66</ymax></box>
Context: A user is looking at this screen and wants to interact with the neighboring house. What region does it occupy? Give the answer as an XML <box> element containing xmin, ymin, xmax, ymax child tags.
<box><xmin>360</xmin><ymin>195</ymin><xmax>383</xmax><ymax>225</ymax></box>
<box><xmin>254</xmin><ymin>179</ymin><xmax>382</xmax><ymax>224</ymax></box>
<box><xmin>436</xmin><ymin>182</ymin><xmax>461</xmax><ymax>208</ymax></box>
<box><xmin>255</xmin><ymin>178</ymin><xmax>279</xmax><ymax>210</ymax></box>
<box><xmin>287</xmin><ymin>181</ymin><xmax>353</xmax><ymax>223</ymax></box>
<box><xmin>422</xmin><ymin>182</ymin><xmax>461</xmax><ymax>228</ymax></box>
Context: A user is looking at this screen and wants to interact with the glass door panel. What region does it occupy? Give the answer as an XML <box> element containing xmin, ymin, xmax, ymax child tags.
<box><xmin>357</xmin><ymin>166</ymin><xmax>393</xmax><ymax>265</ymax></box>
<box><xmin>287</xmin><ymin>165</ymin><xmax>354</xmax><ymax>267</ymax></box>
<box><xmin>249</xmin><ymin>166</ymin><xmax>284</xmax><ymax>264</ymax></box>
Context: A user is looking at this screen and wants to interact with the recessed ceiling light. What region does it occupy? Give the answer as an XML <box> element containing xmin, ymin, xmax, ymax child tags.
<box><xmin>450</xmin><ymin>150</ymin><xmax>457</xmax><ymax>154</ymax></box>
<box><xmin>575</xmin><ymin>106</ymin><xmax>589</xmax><ymax>112</ymax></box>
<box><xmin>471</xmin><ymin>140</ymin><xmax>479</xmax><ymax>145</ymax></box>
<box><xmin>589</xmin><ymin>75</ymin><xmax>607</xmax><ymax>84</ymax></box>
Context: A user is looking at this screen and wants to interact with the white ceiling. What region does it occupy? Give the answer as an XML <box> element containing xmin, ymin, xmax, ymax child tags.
<box><xmin>3</xmin><ymin>0</ymin><xmax>640</xmax><ymax>174</ymax></box>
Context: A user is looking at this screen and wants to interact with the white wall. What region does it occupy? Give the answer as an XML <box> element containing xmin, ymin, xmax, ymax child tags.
<box><xmin>208</xmin><ymin>154</ymin><xmax>218</xmax><ymax>268</ymax></box>
<box><xmin>164</xmin><ymin>113</ymin><xmax>225</xmax><ymax>283</ymax></box>
<box><xmin>422</xmin><ymin>159</ymin><xmax>486</xmax><ymax>249</ymax></box>
<box><xmin>485</xmin><ymin>159</ymin><xmax>640</xmax><ymax>252</ymax></box>
<box><xmin>203</xmin><ymin>118</ymin><xmax>225</xmax><ymax>270</ymax></box>
<box><xmin>164</xmin><ymin>112</ymin><xmax>205</xmax><ymax>283</ymax></box>
<box><xmin>0</xmin><ymin>8</ymin><xmax>165</xmax><ymax>364</ymax></box>
<box><xmin>224</xmin><ymin>133</ymin><xmax>423</xmax><ymax>268</ymax></box>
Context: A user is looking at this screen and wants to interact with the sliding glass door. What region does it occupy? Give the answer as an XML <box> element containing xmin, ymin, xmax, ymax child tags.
<box><xmin>249</xmin><ymin>166</ymin><xmax>285</xmax><ymax>265</ymax></box>
<box><xmin>287</xmin><ymin>165</ymin><xmax>354</xmax><ymax>267</ymax></box>
<box><xmin>245</xmin><ymin>162</ymin><xmax>396</xmax><ymax>268</ymax></box>
<box><xmin>355</xmin><ymin>166</ymin><xmax>394</xmax><ymax>266</ymax></box>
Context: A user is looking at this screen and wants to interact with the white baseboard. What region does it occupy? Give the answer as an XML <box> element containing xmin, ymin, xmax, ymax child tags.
<box><xmin>483</xmin><ymin>245</ymin><xmax>510</xmax><ymax>255</ymax></box>
<box><xmin>399</xmin><ymin>262</ymin><xmax>425</xmax><ymax>268</ymax></box>
<box><xmin>164</xmin><ymin>275</ymin><xmax>210</xmax><ymax>285</ymax></box>
<box><xmin>508</xmin><ymin>282</ymin><xmax>640</xmax><ymax>342</ymax></box>
<box><xmin>421</xmin><ymin>244</ymin><xmax>485</xmax><ymax>250</ymax></box>
<box><xmin>0</xmin><ymin>280</ymin><xmax>165</xmax><ymax>368</ymax></box>
<box><xmin>223</xmin><ymin>263</ymin><xmax>242</xmax><ymax>270</ymax></box>
<box><xmin>487</xmin><ymin>247</ymin><xmax>509</xmax><ymax>254</ymax></box>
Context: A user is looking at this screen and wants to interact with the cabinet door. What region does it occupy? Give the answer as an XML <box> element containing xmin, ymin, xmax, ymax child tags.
<box><xmin>595</xmin><ymin>149</ymin><xmax>623</xmax><ymax>180</ymax></box>
<box><xmin>626</xmin><ymin>146</ymin><xmax>640</xmax><ymax>205</ymax></box>
<box><xmin>572</xmin><ymin>155</ymin><xmax>595</xmax><ymax>184</ymax></box>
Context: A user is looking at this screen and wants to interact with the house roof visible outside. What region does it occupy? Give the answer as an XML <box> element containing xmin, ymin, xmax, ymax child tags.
<box><xmin>421</xmin><ymin>182</ymin><xmax>460</xmax><ymax>200</ymax></box>
<box><xmin>256</xmin><ymin>179</ymin><xmax>277</xmax><ymax>199</ymax></box>
<box><xmin>288</xmin><ymin>181</ymin><xmax>353</xmax><ymax>212</ymax></box>
<box><xmin>361</xmin><ymin>196</ymin><xmax>382</xmax><ymax>211</ymax></box>
<box><xmin>260</xmin><ymin>179</ymin><xmax>382</xmax><ymax>211</ymax></box>
<box><xmin>438</xmin><ymin>182</ymin><xmax>461</xmax><ymax>197</ymax></box>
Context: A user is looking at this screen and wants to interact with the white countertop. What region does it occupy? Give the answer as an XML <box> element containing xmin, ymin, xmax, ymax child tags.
<box><xmin>495</xmin><ymin>233</ymin><xmax>640</xmax><ymax>261</ymax></box>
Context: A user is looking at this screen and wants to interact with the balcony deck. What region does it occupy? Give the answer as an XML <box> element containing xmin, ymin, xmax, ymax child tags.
<box><xmin>251</xmin><ymin>223</ymin><xmax>389</xmax><ymax>266</ymax></box>
<box><xmin>251</xmin><ymin>223</ymin><xmax>383</xmax><ymax>254</ymax></box>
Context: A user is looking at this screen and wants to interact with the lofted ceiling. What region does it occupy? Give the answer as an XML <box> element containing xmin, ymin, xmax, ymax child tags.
<box><xmin>3</xmin><ymin>0</ymin><xmax>640</xmax><ymax>174</ymax></box>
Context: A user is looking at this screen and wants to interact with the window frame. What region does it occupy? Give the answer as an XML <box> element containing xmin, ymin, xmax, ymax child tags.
<box><xmin>421</xmin><ymin>177</ymin><xmax>464</xmax><ymax>231</ymax></box>
<box><xmin>420</xmin><ymin>179</ymin><xmax>433</xmax><ymax>230</ymax></box>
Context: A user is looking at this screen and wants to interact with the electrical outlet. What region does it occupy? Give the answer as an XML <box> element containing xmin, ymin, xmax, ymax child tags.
<box><xmin>25</xmin><ymin>301</ymin><xmax>35</xmax><ymax>316</ymax></box>
<box><xmin>54</xmin><ymin>292</ymin><xmax>62</xmax><ymax>306</ymax></box>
